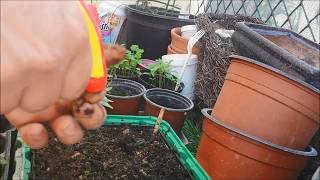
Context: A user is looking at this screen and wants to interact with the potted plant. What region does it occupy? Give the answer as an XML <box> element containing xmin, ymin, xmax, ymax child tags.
<box><xmin>108</xmin><ymin>45</ymin><xmax>144</xmax><ymax>81</ymax></box>
<box><xmin>104</xmin><ymin>78</ymin><xmax>146</xmax><ymax>115</ymax></box>
<box><xmin>22</xmin><ymin>115</ymin><xmax>210</xmax><ymax>179</ymax></box>
<box><xmin>138</xmin><ymin>58</ymin><xmax>184</xmax><ymax>92</ymax></box>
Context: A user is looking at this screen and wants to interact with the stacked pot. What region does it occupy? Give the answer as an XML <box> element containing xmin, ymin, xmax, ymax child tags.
<box><xmin>196</xmin><ymin>55</ymin><xmax>320</xmax><ymax>179</ymax></box>
<box><xmin>168</xmin><ymin>27</ymin><xmax>200</xmax><ymax>55</ymax></box>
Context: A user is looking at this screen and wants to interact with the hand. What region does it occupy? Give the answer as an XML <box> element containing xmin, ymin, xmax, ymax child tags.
<box><xmin>0</xmin><ymin>1</ymin><xmax>106</xmax><ymax>148</ymax></box>
<box><xmin>105</xmin><ymin>44</ymin><xmax>127</xmax><ymax>66</ymax></box>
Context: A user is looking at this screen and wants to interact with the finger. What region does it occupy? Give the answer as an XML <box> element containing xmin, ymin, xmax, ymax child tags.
<box><xmin>5</xmin><ymin>106</ymin><xmax>56</xmax><ymax>128</ymax></box>
<box><xmin>4</xmin><ymin>100</ymin><xmax>71</xmax><ymax>128</ymax></box>
<box><xmin>83</xmin><ymin>91</ymin><xmax>105</xmax><ymax>104</ymax></box>
<box><xmin>50</xmin><ymin>115</ymin><xmax>83</xmax><ymax>145</ymax></box>
<box><xmin>73</xmin><ymin>103</ymin><xmax>106</xmax><ymax>130</ymax></box>
<box><xmin>18</xmin><ymin>123</ymin><xmax>48</xmax><ymax>149</ymax></box>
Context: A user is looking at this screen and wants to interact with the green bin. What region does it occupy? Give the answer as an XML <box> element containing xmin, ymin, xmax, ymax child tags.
<box><xmin>22</xmin><ymin>115</ymin><xmax>210</xmax><ymax>180</ymax></box>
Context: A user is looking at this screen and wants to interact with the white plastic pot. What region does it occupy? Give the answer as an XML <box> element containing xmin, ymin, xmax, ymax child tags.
<box><xmin>162</xmin><ymin>54</ymin><xmax>198</xmax><ymax>100</ymax></box>
<box><xmin>97</xmin><ymin>1</ymin><xmax>126</xmax><ymax>44</ymax></box>
<box><xmin>181</xmin><ymin>25</ymin><xmax>197</xmax><ymax>39</ymax></box>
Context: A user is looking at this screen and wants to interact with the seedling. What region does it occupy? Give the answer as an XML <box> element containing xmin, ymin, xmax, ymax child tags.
<box><xmin>109</xmin><ymin>45</ymin><xmax>144</xmax><ymax>78</ymax></box>
<box><xmin>144</xmin><ymin>58</ymin><xmax>176</xmax><ymax>88</ymax></box>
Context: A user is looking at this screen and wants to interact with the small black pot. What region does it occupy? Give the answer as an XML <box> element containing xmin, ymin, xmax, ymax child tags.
<box><xmin>106</xmin><ymin>78</ymin><xmax>146</xmax><ymax>115</ymax></box>
<box><xmin>144</xmin><ymin>88</ymin><xmax>194</xmax><ymax>133</ymax></box>
<box><xmin>138</xmin><ymin>73</ymin><xmax>184</xmax><ymax>93</ymax></box>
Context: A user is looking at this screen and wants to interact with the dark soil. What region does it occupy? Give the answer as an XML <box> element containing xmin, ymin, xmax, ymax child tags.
<box><xmin>31</xmin><ymin>126</ymin><xmax>192</xmax><ymax>180</ymax></box>
<box><xmin>108</xmin><ymin>86</ymin><xmax>140</xmax><ymax>96</ymax></box>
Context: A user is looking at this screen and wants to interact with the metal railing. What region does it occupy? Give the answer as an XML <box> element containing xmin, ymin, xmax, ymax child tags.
<box><xmin>203</xmin><ymin>0</ymin><xmax>320</xmax><ymax>43</ymax></box>
<box><xmin>135</xmin><ymin>0</ymin><xmax>319</xmax><ymax>43</ymax></box>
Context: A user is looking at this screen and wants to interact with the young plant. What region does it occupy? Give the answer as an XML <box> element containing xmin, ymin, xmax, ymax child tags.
<box><xmin>101</xmin><ymin>86</ymin><xmax>113</xmax><ymax>109</ymax></box>
<box><xmin>109</xmin><ymin>45</ymin><xmax>144</xmax><ymax>77</ymax></box>
<box><xmin>145</xmin><ymin>58</ymin><xmax>176</xmax><ymax>88</ymax></box>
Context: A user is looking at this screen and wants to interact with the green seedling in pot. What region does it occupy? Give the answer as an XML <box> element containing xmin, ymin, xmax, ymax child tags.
<box><xmin>109</xmin><ymin>45</ymin><xmax>144</xmax><ymax>78</ymax></box>
<box><xmin>144</xmin><ymin>58</ymin><xmax>176</xmax><ymax>88</ymax></box>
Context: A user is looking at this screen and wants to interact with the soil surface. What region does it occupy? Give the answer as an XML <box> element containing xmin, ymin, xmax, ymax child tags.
<box><xmin>31</xmin><ymin>126</ymin><xmax>191</xmax><ymax>180</ymax></box>
<box><xmin>108</xmin><ymin>86</ymin><xmax>140</xmax><ymax>96</ymax></box>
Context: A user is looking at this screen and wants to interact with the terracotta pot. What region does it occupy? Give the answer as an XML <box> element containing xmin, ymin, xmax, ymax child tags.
<box><xmin>197</xmin><ymin>108</ymin><xmax>317</xmax><ymax>180</ymax></box>
<box><xmin>170</xmin><ymin>28</ymin><xmax>199</xmax><ymax>55</ymax></box>
<box><xmin>143</xmin><ymin>88</ymin><xmax>193</xmax><ymax>133</ymax></box>
<box><xmin>107</xmin><ymin>78</ymin><xmax>146</xmax><ymax>115</ymax></box>
<box><xmin>170</xmin><ymin>44</ymin><xmax>188</xmax><ymax>54</ymax></box>
<box><xmin>213</xmin><ymin>55</ymin><xmax>320</xmax><ymax>150</ymax></box>
<box><xmin>167</xmin><ymin>45</ymin><xmax>175</xmax><ymax>54</ymax></box>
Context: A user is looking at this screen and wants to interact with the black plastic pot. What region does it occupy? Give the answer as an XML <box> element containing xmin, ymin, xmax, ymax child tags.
<box><xmin>138</xmin><ymin>73</ymin><xmax>184</xmax><ymax>93</ymax></box>
<box><xmin>144</xmin><ymin>88</ymin><xmax>194</xmax><ymax>133</ymax></box>
<box><xmin>232</xmin><ymin>22</ymin><xmax>320</xmax><ymax>89</ymax></box>
<box><xmin>125</xmin><ymin>5</ymin><xmax>194</xmax><ymax>59</ymax></box>
<box><xmin>106</xmin><ymin>78</ymin><xmax>146</xmax><ymax>115</ymax></box>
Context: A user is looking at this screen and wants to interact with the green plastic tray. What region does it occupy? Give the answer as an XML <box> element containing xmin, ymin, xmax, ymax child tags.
<box><xmin>22</xmin><ymin>115</ymin><xmax>210</xmax><ymax>180</ymax></box>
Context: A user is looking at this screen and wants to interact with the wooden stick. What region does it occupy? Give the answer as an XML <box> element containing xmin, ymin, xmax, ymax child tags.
<box><xmin>153</xmin><ymin>108</ymin><xmax>165</xmax><ymax>135</ymax></box>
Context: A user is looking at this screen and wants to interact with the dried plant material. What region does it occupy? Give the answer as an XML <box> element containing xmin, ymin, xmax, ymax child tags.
<box><xmin>194</xmin><ymin>13</ymin><xmax>263</xmax><ymax>107</ymax></box>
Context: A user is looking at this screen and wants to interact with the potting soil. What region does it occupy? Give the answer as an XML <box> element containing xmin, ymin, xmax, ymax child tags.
<box><xmin>31</xmin><ymin>126</ymin><xmax>192</xmax><ymax>179</ymax></box>
<box><xmin>109</xmin><ymin>86</ymin><xmax>140</xmax><ymax>96</ymax></box>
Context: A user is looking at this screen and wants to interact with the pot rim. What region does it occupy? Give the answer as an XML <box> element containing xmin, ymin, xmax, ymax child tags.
<box><xmin>126</xmin><ymin>5</ymin><xmax>195</xmax><ymax>22</ymax></box>
<box><xmin>106</xmin><ymin>78</ymin><xmax>146</xmax><ymax>99</ymax></box>
<box><xmin>230</xmin><ymin>55</ymin><xmax>320</xmax><ymax>93</ymax></box>
<box><xmin>201</xmin><ymin>108</ymin><xmax>318</xmax><ymax>157</ymax></box>
<box><xmin>144</xmin><ymin>88</ymin><xmax>194</xmax><ymax>112</ymax></box>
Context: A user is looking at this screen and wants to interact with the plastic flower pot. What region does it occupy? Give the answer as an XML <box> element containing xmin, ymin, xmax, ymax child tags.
<box><xmin>22</xmin><ymin>115</ymin><xmax>210</xmax><ymax>180</ymax></box>
<box><xmin>197</xmin><ymin>108</ymin><xmax>317</xmax><ymax>180</ymax></box>
<box><xmin>162</xmin><ymin>54</ymin><xmax>198</xmax><ymax>100</ymax></box>
<box><xmin>212</xmin><ymin>55</ymin><xmax>320</xmax><ymax>150</ymax></box>
<box><xmin>232</xmin><ymin>22</ymin><xmax>320</xmax><ymax>89</ymax></box>
<box><xmin>138</xmin><ymin>59</ymin><xmax>156</xmax><ymax>71</ymax></box>
<box><xmin>143</xmin><ymin>88</ymin><xmax>194</xmax><ymax>133</ymax></box>
<box><xmin>170</xmin><ymin>28</ymin><xmax>199</xmax><ymax>55</ymax></box>
<box><xmin>138</xmin><ymin>73</ymin><xmax>184</xmax><ymax>93</ymax></box>
<box><xmin>167</xmin><ymin>45</ymin><xmax>176</xmax><ymax>54</ymax></box>
<box><xmin>125</xmin><ymin>5</ymin><xmax>194</xmax><ymax>59</ymax></box>
<box><xmin>106</xmin><ymin>78</ymin><xmax>146</xmax><ymax>115</ymax></box>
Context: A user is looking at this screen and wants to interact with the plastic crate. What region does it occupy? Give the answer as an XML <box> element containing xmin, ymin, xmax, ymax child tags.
<box><xmin>22</xmin><ymin>115</ymin><xmax>210</xmax><ymax>180</ymax></box>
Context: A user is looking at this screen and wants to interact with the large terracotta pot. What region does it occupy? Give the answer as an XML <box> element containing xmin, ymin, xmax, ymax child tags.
<box><xmin>107</xmin><ymin>78</ymin><xmax>146</xmax><ymax>115</ymax></box>
<box><xmin>143</xmin><ymin>88</ymin><xmax>193</xmax><ymax>133</ymax></box>
<box><xmin>213</xmin><ymin>55</ymin><xmax>320</xmax><ymax>150</ymax></box>
<box><xmin>197</xmin><ymin>108</ymin><xmax>317</xmax><ymax>180</ymax></box>
<box><xmin>170</xmin><ymin>28</ymin><xmax>199</xmax><ymax>55</ymax></box>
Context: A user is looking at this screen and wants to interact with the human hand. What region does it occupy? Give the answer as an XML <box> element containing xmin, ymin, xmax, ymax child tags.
<box><xmin>0</xmin><ymin>1</ymin><xmax>108</xmax><ymax>148</ymax></box>
<box><xmin>105</xmin><ymin>44</ymin><xmax>127</xmax><ymax>66</ymax></box>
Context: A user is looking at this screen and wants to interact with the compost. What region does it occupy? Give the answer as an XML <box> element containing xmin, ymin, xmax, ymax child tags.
<box><xmin>194</xmin><ymin>13</ymin><xmax>263</xmax><ymax>107</ymax></box>
<box><xmin>108</xmin><ymin>86</ymin><xmax>139</xmax><ymax>96</ymax></box>
<box><xmin>31</xmin><ymin>126</ymin><xmax>191</xmax><ymax>179</ymax></box>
